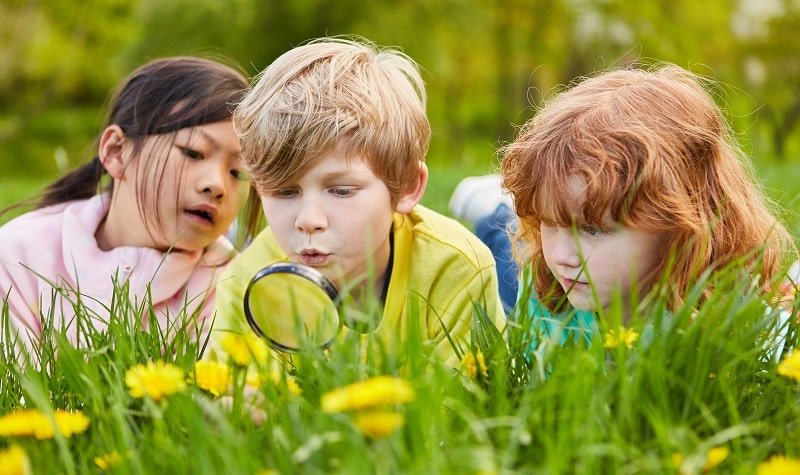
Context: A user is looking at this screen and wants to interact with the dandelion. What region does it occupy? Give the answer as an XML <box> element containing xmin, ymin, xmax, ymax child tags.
<box><xmin>461</xmin><ymin>350</ymin><xmax>488</xmax><ymax>379</ymax></box>
<box><xmin>246</xmin><ymin>371</ymin><xmax>302</xmax><ymax>396</ymax></box>
<box><xmin>757</xmin><ymin>454</ymin><xmax>800</xmax><ymax>474</ymax></box>
<box><xmin>777</xmin><ymin>352</ymin><xmax>800</xmax><ymax>382</ymax></box>
<box><xmin>94</xmin><ymin>450</ymin><xmax>132</xmax><ymax>471</ymax></box>
<box><xmin>125</xmin><ymin>361</ymin><xmax>186</xmax><ymax>401</ymax></box>
<box><xmin>0</xmin><ymin>409</ymin><xmax>90</xmax><ymax>440</ymax></box>
<box><xmin>672</xmin><ymin>446</ymin><xmax>729</xmax><ymax>474</ymax></box>
<box><xmin>191</xmin><ymin>361</ymin><xmax>231</xmax><ymax>397</ymax></box>
<box><xmin>703</xmin><ymin>446</ymin><xmax>729</xmax><ymax>471</ymax></box>
<box><xmin>0</xmin><ymin>445</ymin><xmax>31</xmax><ymax>475</ymax></box>
<box><xmin>352</xmin><ymin>410</ymin><xmax>405</xmax><ymax>438</ymax></box>
<box><xmin>219</xmin><ymin>333</ymin><xmax>269</xmax><ymax>367</ymax></box>
<box><xmin>321</xmin><ymin>376</ymin><xmax>415</xmax><ymax>413</ymax></box>
<box><xmin>604</xmin><ymin>326</ymin><xmax>639</xmax><ymax>349</ymax></box>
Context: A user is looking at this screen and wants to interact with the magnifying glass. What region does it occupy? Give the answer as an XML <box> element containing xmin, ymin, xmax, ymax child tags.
<box><xmin>244</xmin><ymin>262</ymin><xmax>386</xmax><ymax>353</ymax></box>
<box><xmin>244</xmin><ymin>262</ymin><xmax>342</xmax><ymax>353</ymax></box>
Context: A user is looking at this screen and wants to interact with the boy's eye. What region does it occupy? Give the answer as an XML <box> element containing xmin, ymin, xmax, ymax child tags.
<box><xmin>330</xmin><ymin>187</ymin><xmax>354</xmax><ymax>197</ymax></box>
<box><xmin>180</xmin><ymin>147</ymin><xmax>203</xmax><ymax>160</ymax></box>
<box><xmin>273</xmin><ymin>188</ymin><xmax>298</xmax><ymax>198</ymax></box>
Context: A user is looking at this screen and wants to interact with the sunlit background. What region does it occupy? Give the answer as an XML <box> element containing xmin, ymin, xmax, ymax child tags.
<box><xmin>2</xmin><ymin>0</ymin><xmax>799</xmax><ymax>222</ymax></box>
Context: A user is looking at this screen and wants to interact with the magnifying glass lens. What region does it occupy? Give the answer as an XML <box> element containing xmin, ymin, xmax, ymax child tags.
<box><xmin>244</xmin><ymin>264</ymin><xmax>341</xmax><ymax>352</ymax></box>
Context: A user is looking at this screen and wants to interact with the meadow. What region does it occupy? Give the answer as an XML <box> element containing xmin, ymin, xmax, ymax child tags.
<box><xmin>1</xmin><ymin>158</ymin><xmax>800</xmax><ymax>474</ymax></box>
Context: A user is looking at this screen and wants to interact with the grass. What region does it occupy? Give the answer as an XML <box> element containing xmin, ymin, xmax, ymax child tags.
<box><xmin>1</xmin><ymin>157</ymin><xmax>800</xmax><ymax>474</ymax></box>
<box><xmin>0</xmin><ymin>257</ymin><xmax>798</xmax><ymax>473</ymax></box>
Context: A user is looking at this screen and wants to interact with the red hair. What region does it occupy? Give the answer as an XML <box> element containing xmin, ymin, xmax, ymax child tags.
<box><xmin>501</xmin><ymin>64</ymin><xmax>794</xmax><ymax>310</ymax></box>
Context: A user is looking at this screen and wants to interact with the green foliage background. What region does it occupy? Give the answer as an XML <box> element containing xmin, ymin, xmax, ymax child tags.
<box><xmin>4</xmin><ymin>0</ymin><xmax>800</xmax><ymax>175</ymax></box>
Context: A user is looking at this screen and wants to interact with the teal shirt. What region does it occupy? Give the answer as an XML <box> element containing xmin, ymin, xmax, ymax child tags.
<box><xmin>527</xmin><ymin>295</ymin><xmax>598</xmax><ymax>347</ymax></box>
<box><xmin>518</xmin><ymin>267</ymin><xmax>598</xmax><ymax>349</ymax></box>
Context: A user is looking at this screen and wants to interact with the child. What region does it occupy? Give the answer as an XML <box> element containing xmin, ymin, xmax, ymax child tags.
<box><xmin>450</xmin><ymin>174</ymin><xmax>518</xmax><ymax>313</ymax></box>
<box><xmin>0</xmin><ymin>56</ymin><xmax>260</xmax><ymax>353</ymax></box>
<box><xmin>210</xmin><ymin>37</ymin><xmax>505</xmax><ymax>367</ymax></box>
<box><xmin>453</xmin><ymin>64</ymin><xmax>796</xmax><ymax>345</ymax></box>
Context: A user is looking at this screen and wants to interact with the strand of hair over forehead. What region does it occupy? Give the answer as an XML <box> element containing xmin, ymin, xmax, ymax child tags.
<box><xmin>506</xmin><ymin>66</ymin><xmax>716</xmax><ymax>231</ymax></box>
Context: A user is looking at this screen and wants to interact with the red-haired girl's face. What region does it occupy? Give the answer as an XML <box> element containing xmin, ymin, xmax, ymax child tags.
<box><xmin>540</xmin><ymin>177</ymin><xmax>666</xmax><ymax>317</ymax></box>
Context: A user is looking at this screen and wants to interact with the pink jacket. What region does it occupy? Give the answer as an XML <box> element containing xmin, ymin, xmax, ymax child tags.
<box><xmin>0</xmin><ymin>194</ymin><xmax>235</xmax><ymax>352</ymax></box>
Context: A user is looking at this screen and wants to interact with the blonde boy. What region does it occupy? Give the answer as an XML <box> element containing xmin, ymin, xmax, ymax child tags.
<box><xmin>210</xmin><ymin>37</ymin><xmax>504</xmax><ymax>367</ymax></box>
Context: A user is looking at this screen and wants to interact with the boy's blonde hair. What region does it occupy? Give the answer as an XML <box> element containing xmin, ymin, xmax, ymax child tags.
<box><xmin>502</xmin><ymin>64</ymin><xmax>794</xmax><ymax>311</ymax></box>
<box><xmin>234</xmin><ymin>36</ymin><xmax>430</xmax><ymax>206</ymax></box>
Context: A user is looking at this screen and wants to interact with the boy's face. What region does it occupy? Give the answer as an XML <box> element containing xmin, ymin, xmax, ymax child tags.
<box><xmin>260</xmin><ymin>143</ymin><xmax>395</xmax><ymax>292</ymax></box>
<box><xmin>539</xmin><ymin>177</ymin><xmax>666</xmax><ymax>317</ymax></box>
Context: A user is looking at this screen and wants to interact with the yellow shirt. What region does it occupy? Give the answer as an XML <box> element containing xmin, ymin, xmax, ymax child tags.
<box><xmin>207</xmin><ymin>205</ymin><xmax>505</xmax><ymax>368</ymax></box>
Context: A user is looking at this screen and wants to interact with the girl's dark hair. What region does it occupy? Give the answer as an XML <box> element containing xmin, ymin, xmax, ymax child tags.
<box><xmin>36</xmin><ymin>56</ymin><xmax>249</xmax><ymax>208</ymax></box>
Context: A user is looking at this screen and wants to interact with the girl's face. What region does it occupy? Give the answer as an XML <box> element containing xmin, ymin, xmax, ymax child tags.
<box><xmin>260</xmin><ymin>143</ymin><xmax>396</xmax><ymax>293</ymax></box>
<box><xmin>110</xmin><ymin>120</ymin><xmax>250</xmax><ymax>253</ymax></box>
<box><xmin>540</xmin><ymin>178</ymin><xmax>666</xmax><ymax>316</ymax></box>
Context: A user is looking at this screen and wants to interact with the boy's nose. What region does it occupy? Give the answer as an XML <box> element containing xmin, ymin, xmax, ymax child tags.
<box><xmin>295</xmin><ymin>198</ymin><xmax>327</xmax><ymax>232</ymax></box>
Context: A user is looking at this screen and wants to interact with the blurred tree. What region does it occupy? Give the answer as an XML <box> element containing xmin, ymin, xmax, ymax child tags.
<box><xmin>0</xmin><ymin>0</ymin><xmax>139</xmax><ymax>110</ymax></box>
<box><xmin>3</xmin><ymin>0</ymin><xmax>800</xmax><ymax>178</ymax></box>
<box><xmin>737</xmin><ymin>0</ymin><xmax>800</xmax><ymax>160</ymax></box>
<box><xmin>0</xmin><ymin>0</ymin><xmax>141</xmax><ymax>177</ymax></box>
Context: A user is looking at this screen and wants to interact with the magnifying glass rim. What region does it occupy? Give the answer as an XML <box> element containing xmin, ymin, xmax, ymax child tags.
<box><xmin>244</xmin><ymin>262</ymin><xmax>342</xmax><ymax>353</ymax></box>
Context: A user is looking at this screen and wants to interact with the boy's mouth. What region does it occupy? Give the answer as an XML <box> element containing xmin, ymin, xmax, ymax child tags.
<box><xmin>299</xmin><ymin>249</ymin><xmax>330</xmax><ymax>267</ymax></box>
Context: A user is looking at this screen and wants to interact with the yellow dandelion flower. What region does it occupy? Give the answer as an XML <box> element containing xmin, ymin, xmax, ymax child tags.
<box><xmin>0</xmin><ymin>409</ymin><xmax>89</xmax><ymax>440</ymax></box>
<box><xmin>0</xmin><ymin>411</ymin><xmax>41</xmax><ymax>438</ymax></box>
<box><xmin>0</xmin><ymin>445</ymin><xmax>31</xmax><ymax>475</ymax></box>
<box><xmin>321</xmin><ymin>376</ymin><xmax>415</xmax><ymax>413</ymax></box>
<box><xmin>246</xmin><ymin>371</ymin><xmax>302</xmax><ymax>395</ymax></box>
<box><xmin>220</xmin><ymin>333</ymin><xmax>269</xmax><ymax>367</ymax></box>
<box><xmin>191</xmin><ymin>361</ymin><xmax>231</xmax><ymax>397</ymax></box>
<box><xmin>778</xmin><ymin>352</ymin><xmax>800</xmax><ymax>382</ymax></box>
<box><xmin>125</xmin><ymin>361</ymin><xmax>186</xmax><ymax>401</ymax></box>
<box><xmin>94</xmin><ymin>450</ymin><xmax>132</xmax><ymax>471</ymax></box>
<box><xmin>461</xmin><ymin>351</ymin><xmax>488</xmax><ymax>379</ymax></box>
<box><xmin>604</xmin><ymin>326</ymin><xmax>639</xmax><ymax>349</ymax></box>
<box><xmin>352</xmin><ymin>410</ymin><xmax>405</xmax><ymax>438</ymax></box>
<box><xmin>703</xmin><ymin>446</ymin><xmax>729</xmax><ymax>472</ymax></box>
<box><xmin>285</xmin><ymin>378</ymin><xmax>301</xmax><ymax>396</ymax></box>
<box><xmin>672</xmin><ymin>446</ymin><xmax>729</xmax><ymax>474</ymax></box>
<box><xmin>757</xmin><ymin>454</ymin><xmax>800</xmax><ymax>475</ymax></box>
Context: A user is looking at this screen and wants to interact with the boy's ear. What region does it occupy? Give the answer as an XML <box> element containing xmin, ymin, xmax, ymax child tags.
<box><xmin>394</xmin><ymin>162</ymin><xmax>429</xmax><ymax>214</ymax></box>
<box><xmin>98</xmin><ymin>125</ymin><xmax>128</xmax><ymax>180</ymax></box>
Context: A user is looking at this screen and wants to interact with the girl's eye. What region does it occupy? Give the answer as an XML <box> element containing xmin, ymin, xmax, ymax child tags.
<box><xmin>580</xmin><ymin>224</ymin><xmax>604</xmax><ymax>237</ymax></box>
<box><xmin>231</xmin><ymin>169</ymin><xmax>250</xmax><ymax>181</ymax></box>
<box><xmin>181</xmin><ymin>147</ymin><xmax>203</xmax><ymax>160</ymax></box>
